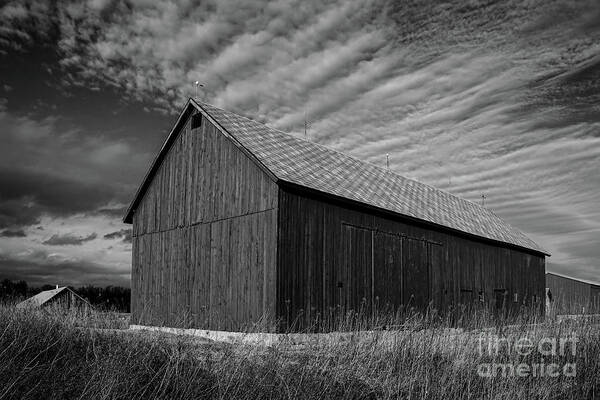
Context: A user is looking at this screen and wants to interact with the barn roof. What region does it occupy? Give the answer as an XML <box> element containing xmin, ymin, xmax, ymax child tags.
<box><xmin>15</xmin><ymin>287</ymin><xmax>92</xmax><ymax>309</ymax></box>
<box><xmin>546</xmin><ymin>272</ymin><xmax>600</xmax><ymax>287</ymax></box>
<box><xmin>124</xmin><ymin>99</ymin><xmax>548</xmax><ymax>256</ymax></box>
<box><xmin>16</xmin><ymin>287</ymin><xmax>66</xmax><ymax>309</ymax></box>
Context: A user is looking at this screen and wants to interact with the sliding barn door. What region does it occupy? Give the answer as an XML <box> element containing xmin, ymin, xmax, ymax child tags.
<box><xmin>373</xmin><ymin>231</ymin><xmax>403</xmax><ymax>312</ymax></box>
<box><xmin>428</xmin><ymin>242</ymin><xmax>444</xmax><ymax>310</ymax></box>
<box><xmin>340</xmin><ymin>224</ymin><xmax>435</xmax><ymax>314</ymax></box>
<box><xmin>339</xmin><ymin>224</ymin><xmax>373</xmax><ymax>314</ymax></box>
<box><xmin>403</xmin><ymin>238</ymin><xmax>430</xmax><ymax>308</ymax></box>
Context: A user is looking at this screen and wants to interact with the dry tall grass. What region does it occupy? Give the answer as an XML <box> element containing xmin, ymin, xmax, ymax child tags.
<box><xmin>0</xmin><ymin>303</ymin><xmax>598</xmax><ymax>399</ymax></box>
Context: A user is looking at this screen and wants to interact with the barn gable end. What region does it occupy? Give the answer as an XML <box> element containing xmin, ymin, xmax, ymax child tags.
<box><xmin>131</xmin><ymin>107</ymin><xmax>278</xmax><ymax>330</ymax></box>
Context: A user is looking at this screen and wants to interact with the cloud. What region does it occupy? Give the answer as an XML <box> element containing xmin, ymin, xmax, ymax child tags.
<box><xmin>91</xmin><ymin>205</ymin><xmax>127</xmax><ymax>219</ymax></box>
<box><xmin>0</xmin><ymin>168</ymin><xmax>115</xmax><ymax>229</ymax></box>
<box><xmin>43</xmin><ymin>232</ymin><xmax>98</xmax><ymax>246</ymax></box>
<box><xmin>0</xmin><ymin>229</ymin><xmax>26</xmax><ymax>237</ymax></box>
<box><xmin>0</xmin><ymin>0</ymin><xmax>599</xmax><ymax>284</ymax></box>
<box><xmin>0</xmin><ymin>1</ymin><xmax>56</xmax><ymax>51</ymax></box>
<box><xmin>103</xmin><ymin>228</ymin><xmax>131</xmax><ymax>243</ymax></box>
<box><xmin>0</xmin><ymin>101</ymin><xmax>149</xmax><ymax>230</ymax></box>
<box><xmin>0</xmin><ymin>249</ymin><xmax>129</xmax><ymax>287</ymax></box>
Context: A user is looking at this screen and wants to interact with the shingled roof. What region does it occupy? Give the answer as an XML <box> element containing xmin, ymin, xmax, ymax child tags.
<box><xmin>124</xmin><ymin>99</ymin><xmax>547</xmax><ymax>255</ymax></box>
<box><xmin>15</xmin><ymin>287</ymin><xmax>92</xmax><ymax>309</ymax></box>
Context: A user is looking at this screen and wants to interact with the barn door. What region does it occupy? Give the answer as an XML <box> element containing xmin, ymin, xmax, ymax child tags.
<box><xmin>403</xmin><ymin>238</ymin><xmax>430</xmax><ymax>308</ymax></box>
<box><xmin>494</xmin><ymin>289</ymin><xmax>508</xmax><ymax>318</ymax></box>
<box><xmin>373</xmin><ymin>231</ymin><xmax>403</xmax><ymax>312</ymax></box>
<box><xmin>428</xmin><ymin>242</ymin><xmax>444</xmax><ymax>310</ymax></box>
<box><xmin>340</xmin><ymin>224</ymin><xmax>373</xmax><ymax>315</ymax></box>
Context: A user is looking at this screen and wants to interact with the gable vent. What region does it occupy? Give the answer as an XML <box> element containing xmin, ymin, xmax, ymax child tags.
<box><xmin>191</xmin><ymin>113</ymin><xmax>203</xmax><ymax>129</ymax></box>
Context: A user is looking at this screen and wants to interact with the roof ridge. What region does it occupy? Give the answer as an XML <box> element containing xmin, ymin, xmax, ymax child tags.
<box><xmin>193</xmin><ymin>99</ymin><xmax>491</xmax><ymax>214</ymax></box>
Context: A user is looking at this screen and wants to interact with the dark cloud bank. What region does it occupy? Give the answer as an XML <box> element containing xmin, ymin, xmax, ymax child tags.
<box><xmin>0</xmin><ymin>250</ymin><xmax>129</xmax><ymax>287</ymax></box>
<box><xmin>0</xmin><ymin>229</ymin><xmax>26</xmax><ymax>238</ymax></box>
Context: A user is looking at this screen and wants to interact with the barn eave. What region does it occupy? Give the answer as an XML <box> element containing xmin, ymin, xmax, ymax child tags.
<box><xmin>278</xmin><ymin>180</ymin><xmax>550</xmax><ymax>257</ymax></box>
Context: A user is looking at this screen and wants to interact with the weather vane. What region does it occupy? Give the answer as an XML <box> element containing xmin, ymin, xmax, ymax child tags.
<box><xmin>194</xmin><ymin>81</ymin><xmax>204</xmax><ymax>98</ymax></box>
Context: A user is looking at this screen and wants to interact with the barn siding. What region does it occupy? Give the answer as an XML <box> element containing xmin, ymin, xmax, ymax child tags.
<box><xmin>277</xmin><ymin>188</ymin><xmax>545</xmax><ymax>330</ymax></box>
<box><xmin>131</xmin><ymin>112</ymin><xmax>278</xmax><ymax>330</ymax></box>
<box><xmin>546</xmin><ymin>273</ymin><xmax>600</xmax><ymax>314</ymax></box>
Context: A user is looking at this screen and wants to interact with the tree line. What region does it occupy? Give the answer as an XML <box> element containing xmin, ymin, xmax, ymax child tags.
<box><xmin>0</xmin><ymin>279</ymin><xmax>130</xmax><ymax>312</ymax></box>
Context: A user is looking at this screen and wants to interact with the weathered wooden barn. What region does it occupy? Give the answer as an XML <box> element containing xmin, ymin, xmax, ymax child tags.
<box><xmin>546</xmin><ymin>272</ymin><xmax>600</xmax><ymax>315</ymax></box>
<box><xmin>16</xmin><ymin>286</ymin><xmax>92</xmax><ymax>311</ymax></box>
<box><xmin>124</xmin><ymin>99</ymin><xmax>548</xmax><ymax>331</ymax></box>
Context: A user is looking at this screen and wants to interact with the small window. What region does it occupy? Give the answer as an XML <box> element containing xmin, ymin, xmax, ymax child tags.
<box><xmin>494</xmin><ymin>289</ymin><xmax>507</xmax><ymax>309</ymax></box>
<box><xmin>191</xmin><ymin>113</ymin><xmax>203</xmax><ymax>129</ymax></box>
<box><xmin>460</xmin><ymin>289</ymin><xmax>473</xmax><ymax>304</ymax></box>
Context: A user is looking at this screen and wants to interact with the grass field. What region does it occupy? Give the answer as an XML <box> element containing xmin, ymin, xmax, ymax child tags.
<box><xmin>0</xmin><ymin>304</ymin><xmax>598</xmax><ymax>399</ymax></box>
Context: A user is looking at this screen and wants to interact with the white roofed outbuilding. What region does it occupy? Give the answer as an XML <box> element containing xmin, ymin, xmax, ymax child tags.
<box><xmin>16</xmin><ymin>286</ymin><xmax>92</xmax><ymax>310</ymax></box>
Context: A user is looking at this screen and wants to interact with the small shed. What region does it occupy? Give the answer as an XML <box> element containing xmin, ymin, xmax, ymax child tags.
<box><xmin>124</xmin><ymin>99</ymin><xmax>548</xmax><ymax>332</ymax></box>
<box><xmin>16</xmin><ymin>287</ymin><xmax>92</xmax><ymax>311</ymax></box>
<box><xmin>546</xmin><ymin>272</ymin><xmax>600</xmax><ymax>315</ymax></box>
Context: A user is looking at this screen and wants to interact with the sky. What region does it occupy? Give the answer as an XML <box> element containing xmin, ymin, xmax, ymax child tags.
<box><xmin>0</xmin><ymin>0</ymin><xmax>599</xmax><ymax>287</ymax></box>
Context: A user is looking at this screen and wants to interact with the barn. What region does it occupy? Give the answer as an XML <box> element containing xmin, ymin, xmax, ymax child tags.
<box><xmin>546</xmin><ymin>272</ymin><xmax>600</xmax><ymax>315</ymax></box>
<box><xmin>16</xmin><ymin>286</ymin><xmax>92</xmax><ymax>311</ymax></box>
<box><xmin>124</xmin><ymin>99</ymin><xmax>548</xmax><ymax>332</ymax></box>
